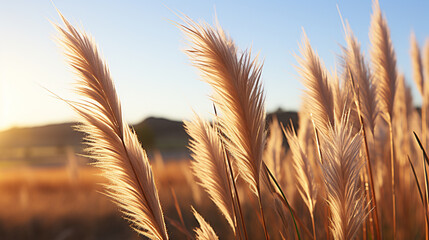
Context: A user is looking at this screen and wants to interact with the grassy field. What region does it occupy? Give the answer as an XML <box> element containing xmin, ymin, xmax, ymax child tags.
<box><xmin>0</xmin><ymin>165</ymin><xmax>138</xmax><ymax>240</ymax></box>
<box><xmin>0</xmin><ymin>159</ymin><xmax>297</xmax><ymax>240</ymax></box>
<box><xmin>4</xmin><ymin>1</ymin><xmax>429</xmax><ymax>239</ymax></box>
<box><xmin>0</xmin><ymin>160</ymin><xmax>234</xmax><ymax>240</ymax></box>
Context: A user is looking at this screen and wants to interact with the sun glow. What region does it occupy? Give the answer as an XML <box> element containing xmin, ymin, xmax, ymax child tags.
<box><xmin>0</xmin><ymin>75</ymin><xmax>15</xmax><ymax>131</ymax></box>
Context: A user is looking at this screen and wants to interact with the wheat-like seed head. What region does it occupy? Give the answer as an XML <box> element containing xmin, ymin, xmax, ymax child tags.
<box><xmin>344</xmin><ymin>27</ymin><xmax>378</xmax><ymax>134</ymax></box>
<box><xmin>422</xmin><ymin>38</ymin><xmax>429</xmax><ymax>131</ymax></box>
<box><xmin>331</xmin><ymin>70</ymin><xmax>347</xmax><ymax>124</ymax></box>
<box><xmin>55</xmin><ymin>13</ymin><xmax>168</xmax><ymax>240</ymax></box>
<box><xmin>410</xmin><ymin>32</ymin><xmax>424</xmax><ymax>96</ymax></box>
<box><xmin>320</xmin><ymin>115</ymin><xmax>366</xmax><ymax>240</ymax></box>
<box><xmin>424</xmin><ymin>39</ymin><xmax>429</xmax><ymax>93</ymax></box>
<box><xmin>296</xmin><ymin>32</ymin><xmax>335</xmax><ymax>136</ymax></box>
<box><xmin>393</xmin><ymin>74</ymin><xmax>413</xmax><ymax>167</ymax></box>
<box><xmin>180</xmin><ymin>18</ymin><xmax>266</xmax><ymax>196</ymax></box>
<box><xmin>422</xmin><ymin>39</ymin><xmax>429</xmax><ymax>145</ymax></box>
<box><xmin>284</xmin><ymin>125</ymin><xmax>317</xmax><ymax>216</ymax></box>
<box><xmin>370</xmin><ymin>0</ymin><xmax>397</xmax><ymax>121</ymax></box>
<box><xmin>192</xmin><ymin>207</ymin><xmax>219</xmax><ymax>240</ymax></box>
<box><xmin>184</xmin><ymin>115</ymin><xmax>235</xmax><ymax>232</ymax></box>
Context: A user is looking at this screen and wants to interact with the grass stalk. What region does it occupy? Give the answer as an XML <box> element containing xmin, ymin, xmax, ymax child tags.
<box><xmin>309</xmin><ymin>117</ymin><xmax>330</xmax><ymax>240</ymax></box>
<box><xmin>256</xmin><ymin>185</ymin><xmax>270</xmax><ymax>240</ymax></box>
<box><xmin>264</xmin><ymin>163</ymin><xmax>303</xmax><ymax>240</ymax></box>
<box><xmin>362</xmin><ymin>178</ymin><xmax>368</xmax><ymax>240</ymax></box>
<box><xmin>214</xmin><ymin>104</ymin><xmax>247</xmax><ymax>240</ymax></box>
<box><xmin>421</xmin><ymin>85</ymin><xmax>428</xmax><ymax>239</ymax></box>
<box><xmin>414</xmin><ymin>132</ymin><xmax>429</xmax><ymax>236</ymax></box>
<box><xmin>362</xmin><ymin>170</ymin><xmax>373</xmax><ymax>240</ymax></box>
<box><xmin>348</xmin><ymin>65</ymin><xmax>382</xmax><ymax>240</ymax></box>
<box><xmin>360</xmin><ymin>117</ymin><xmax>382</xmax><ymax>240</ymax></box>
<box><xmin>388</xmin><ymin>120</ymin><xmax>396</xmax><ymax>239</ymax></box>
<box><xmin>422</xmin><ymin>102</ymin><xmax>428</xmax><ymax>240</ymax></box>
<box><xmin>225</xmin><ymin>148</ymin><xmax>247</xmax><ymax>240</ymax></box>
<box><xmin>408</xmin><ymin>156</ymin><xmax>427</xmax><ymax>218</ymax></box>
<box><xmin>310</xmin><ymin>214</ymin><xmax>316</xmax><ymax>240</ymax></box>
<box><xmin>424</xmin><ymin>151</ymin><xmax>429</xmax><ymax>240</ymax></box>
<box><xmin>166</xmin><ymin>217</ymin><xmax>194</xmax><ymax>240</ymax></box>
<box><xmin>170</xmin><ymin>188</ymin><xmax>190</xmax><ymax>240</ymax></box>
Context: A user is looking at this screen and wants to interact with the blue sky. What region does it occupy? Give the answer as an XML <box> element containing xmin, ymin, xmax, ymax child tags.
<box><xmin>1</xmin><ymin>1</ymin><xmax>428</xmax><ymax>130</ymax></box>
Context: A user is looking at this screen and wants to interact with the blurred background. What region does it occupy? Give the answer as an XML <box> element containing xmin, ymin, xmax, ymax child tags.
<box><xmin>0</xmin><ymin>0</ymin><xmax>429</xmax><ymax>239</ymax></box>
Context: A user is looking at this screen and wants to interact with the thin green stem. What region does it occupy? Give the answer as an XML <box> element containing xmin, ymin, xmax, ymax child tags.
<box><xmin>264</xmin><ymin>163</ymin><xmax>302</xmax><ymax>240</ymax></box>
<box><xmin>213</xmin><ymin>103</ymin><xmax>247</xmax><ymax>240</ymax></box>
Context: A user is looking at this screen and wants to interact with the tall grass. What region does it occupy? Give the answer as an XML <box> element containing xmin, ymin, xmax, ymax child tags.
<box><xmin>369</xmin><ymin>1</ymin><xmax>398</xmax><ymax>237</ymax></box>
<box><xmin>55</xmin><ymin>0</ymin><xmax>429</xmax><ymax>239</ymax></box>
<box><xmin>55</xmin><ymin>13</ymin><xmax>168</xmax><ymax>240</ymax></box>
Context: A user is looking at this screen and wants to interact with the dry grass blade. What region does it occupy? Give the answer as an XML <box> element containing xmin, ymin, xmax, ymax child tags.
<box><xmin>408</xmin><ymin>156</ymin><xmax>426</xmax><ymax>209</ymax></box>
<box><xmin>413</xmin><ymin>132</ymin><xmax>429</xmax><ymax>200</ymax></box>
<box><xmin>296</xmin><ymin>32</ymin><xmax>335</xmax><ymax>136</ymax></box>
<box><xmin>55</xmin><ymin>13</ymin><xmax>168</xmax><ymax>240</ymax></box>
<box><xmin>414</xmin><ymin>132</ymin><xmax>429</xmax><ymax>166</ymax></box>
<box><xmin>170</xmin><ymin>187</ymin><xmax>190</xmax><ymax>240</ymax></box>
<box><xmin>408</xmin><ymin>155</ymin><xmax>429</xmax><ymax>236</ymax></box>
<box><xmin>184</xmin><ymin>115</ymin><xmax>235</xmax><ymax>233</ymax></box>
<box><xmin>179</xmin><ymin>18</ymin><xmax>266</xmax><ymax>197</ymax></box>
<box><xmin>261</xmin><ymin>118</ymin><xmax>289</xmax><ymax>237</ymax></box>
<box><xmin>192</xmin><ymin>207</ymin><xmax>219</xmax><ymax>240</ymax></box>
<box><xmin>166</xmin><ymin>217</ymin><xmax>195</xmax><ymax>240</ymax></box>
<box><xmin>263</xmin><ymin>163</ymin><xmax>305</xmax><ymax>240</ymax></box>
<box><xmin>414</xmin><ymin>132</ymin><xmax>429</xmax><ymax>237</ymax></box>
<box><xmin>320</xmin><ymin>115</ymin><xmax>366</xmax><ymax>240</ymax></box>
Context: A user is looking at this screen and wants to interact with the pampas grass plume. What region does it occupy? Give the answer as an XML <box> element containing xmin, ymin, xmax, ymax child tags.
<box><xmin>55</xmin><ymin>13</ymin><xmax>168</xmax><ymax>240</ymax></box>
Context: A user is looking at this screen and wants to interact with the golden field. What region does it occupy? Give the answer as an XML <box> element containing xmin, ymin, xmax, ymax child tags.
<box><xmin>0</xmin><ymin>160</ymin><xmax>280</xmax><ymax>240</ymax></box>
<box><xmin>4</xmin><ymin>1</ymin><xmax>429</xmax><ymax>239</ymax></box>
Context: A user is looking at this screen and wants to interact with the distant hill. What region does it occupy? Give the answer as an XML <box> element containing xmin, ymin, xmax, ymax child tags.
<box><xmin>0</xmin><ymin>110</ymin><xmax>299</xmax><ymax>161</ymax></box>
<box><xmin>0</xmin><ymin>123</ymin><xmax>82</xmax><ymax>149</ymax></box>
<box><xmin>133</xmin><ymin>117</ymin><xmax>188</xmax><ymax>151</ymax></box>
<box><xmin>267</xmin><ymin>110</ymin><xmax>299</xmax><ymax>129</ymax></box>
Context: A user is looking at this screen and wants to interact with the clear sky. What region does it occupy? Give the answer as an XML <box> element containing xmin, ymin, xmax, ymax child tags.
<box><xmin>1</xmin><ymin>1</ymin><xmax>428</xmax><ymax>130</ymax></box>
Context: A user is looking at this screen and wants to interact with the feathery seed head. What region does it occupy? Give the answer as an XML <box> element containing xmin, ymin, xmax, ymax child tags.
<box><xmin>320</xmin><ymin>115</ymin><xmax>366</xmax><ymax>240</ymax></box>
<box><xmin>56</xmin><ymin>13</ymin><xmax>168</xmax><ymax>240</ymax></box>
<box><xmin>192</xmin><ymin>207</ymin><xmax>219</xmax><ymax>240</ymax></box>
<box><xmin>180</xmin><ymin>18</ymin><xmax>266</xmax><ymax>196</ymax></box>
<box><xmin>184</xmin><ymin>115</ymin><xmax>235</xmax><ymax>232</ymax></box>
<box><xmin>296</xmin><ymin>32</ymin><xmax>335</xmax><ymax>136</ymax></box>
<box><xmin>370</xmin><ymin>0</ymin><xmax>397</xmax><ymax>121</ymax></box>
